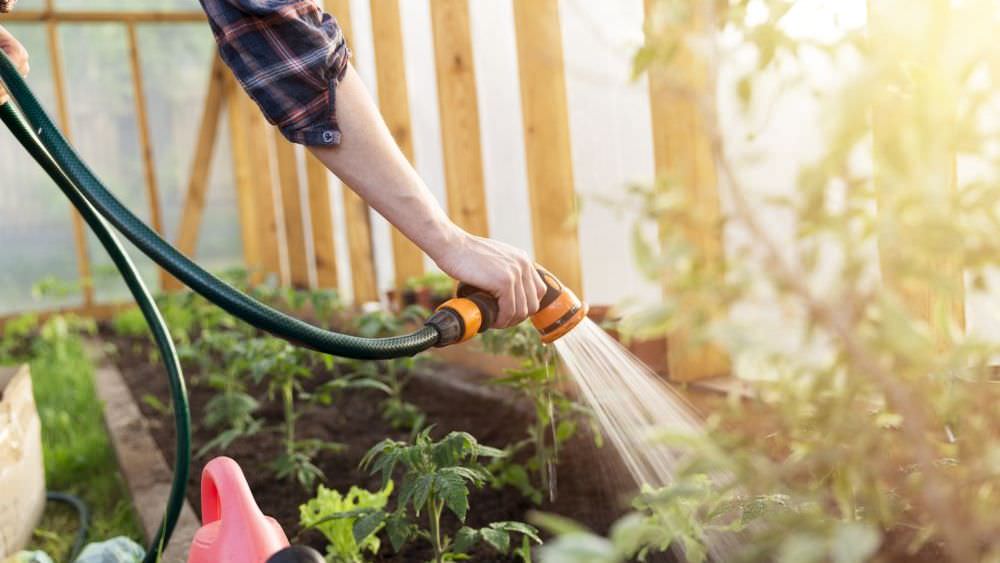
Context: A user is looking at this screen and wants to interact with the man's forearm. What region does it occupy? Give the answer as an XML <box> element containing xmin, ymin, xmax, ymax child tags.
<box><xmin>307</xmin><ymin>64</ymin><xmax>460</xmax><ymax>263</ymax></box>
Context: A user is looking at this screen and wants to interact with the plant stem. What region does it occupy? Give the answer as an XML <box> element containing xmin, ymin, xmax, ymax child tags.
<box><xmin>428</xmin><ymin>497</ymin><xmax>444</xmax><ymax>563</ymax></box>
<box><xmin>283</xmin><ymin>381</ymin><xmax>295</xmax><ymax>456</ymax></box>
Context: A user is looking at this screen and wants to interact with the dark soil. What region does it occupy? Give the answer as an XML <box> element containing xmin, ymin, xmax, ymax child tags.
<box><xmin>105</xmin><ymin>332</ymin><xmax>643</xmax><ymax>562</ymax></box>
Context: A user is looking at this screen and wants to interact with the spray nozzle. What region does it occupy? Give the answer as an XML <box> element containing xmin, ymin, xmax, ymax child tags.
<box><xmin>427</xmin><ymin>267</ymin><xmax>587</xmax><ymax>347</ymax></box>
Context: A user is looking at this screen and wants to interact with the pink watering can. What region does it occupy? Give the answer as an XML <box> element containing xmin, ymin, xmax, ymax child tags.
<box><xmin>188</xmin><ymin>456</ymin><xmax>290</xmax><ymax>563</ymax></box>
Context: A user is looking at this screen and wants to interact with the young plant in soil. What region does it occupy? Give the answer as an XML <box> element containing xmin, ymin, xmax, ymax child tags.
<box><xmin>300</xmin><ymin>481</ymin><xmax>395</xmax><ymax>563</ymax></box>
<box><xmin>480</xmin><ymin>322</ymin><xmax>595</xmax><ymax>504</ymax></box>
<box><xmin>0</xmin><ymin>312</ymin><xmax>38</xmax><ymax>361</ymax></box>
<box><xmin>190</xmin><ymin>330</ymin><xmax>263</xmax><ymax>457</ymax></box>
<box><xmin>250</xmin><ymin>338</ymin><xmax>344</xmax><ymax>491</ymax></box>
<box><xmin>338</xmin><ymin>430</ymin><xmax>542</xmax><ymax>563</ymax></box>
<box><xmin>348</xmin><ymin>307</ymin><xmax>430</xmax><ymax>433</ymax></box>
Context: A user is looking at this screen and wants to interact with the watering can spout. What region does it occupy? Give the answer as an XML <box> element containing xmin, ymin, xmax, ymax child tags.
<box><xmin>188</xmin><ymin>456</ymin><xmax>289</xmax><ymax>563</ymax></box>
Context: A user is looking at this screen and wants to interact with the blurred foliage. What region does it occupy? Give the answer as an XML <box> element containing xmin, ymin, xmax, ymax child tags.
<box><xmin>544</xmin><ymin>0</ymin><xmax>1000</xmax><ymax>562</ymax></box>
<box><xmin>403</xmin><ymin>272</ymin><xmax>456</xmax><ymax>296</ymax></box>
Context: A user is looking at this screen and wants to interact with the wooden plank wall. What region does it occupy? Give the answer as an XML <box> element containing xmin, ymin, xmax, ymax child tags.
<box><xmin>323</xmin><ymin>0</ymin><xmax>378</xmax><ymax>302</ymax></box>
<box><xmin>430</xmin><ymin>0</ymin><xmax>489</xmax><ymax>237</ymax></box>
<box><xmin>305</xmin><ymin>153</ymin><xmax>339</xmax><ymax>290</ymax></box>
<box><xmin>273</xmin><ymin>133</ymin><xmax>311</xmax><ymax>288</ymax></box>
<box><xmin>369</xmin><ymin>0</ymin><xmax>425</xmax><ymax>288</ymax></box>
<box><xmin>644</xmin><ymin>0</ymin><xmax>730</xmax><ymax>382</ymax></box>
<box><xmin>224</xmin><ymin>75</ymin><xmax>265</xmax><ymax>283</ymax></box>
<box><xmin>511</xmin><ymin>0</ymin><xmax>583</xmax><ymax>295</ymax></box>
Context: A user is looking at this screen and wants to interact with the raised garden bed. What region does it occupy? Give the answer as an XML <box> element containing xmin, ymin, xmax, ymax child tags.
<box><xmin>104</xmin><ymin>327</ymin><xmax>646</xmax><ymax>562</ymax></box>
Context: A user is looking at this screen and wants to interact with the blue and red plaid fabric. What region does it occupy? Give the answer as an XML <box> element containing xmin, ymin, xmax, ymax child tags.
<box><xmin>200</xmin><ymin>0</ymin><xmax>351</xmax><ymax>146</ymax></box>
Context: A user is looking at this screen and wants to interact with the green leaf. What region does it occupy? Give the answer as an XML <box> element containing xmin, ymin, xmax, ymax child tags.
<box><xmin>411</xmin><ymin>474</ymin><xmax>434</xmax><ymax>514</ymax></box>
<box><xmin>352</xmin><ymin>510</ymin><xmax>386</xmax><ymax>544</ymax></box>
<box><xmin>608</xmin><ymin>513</ymin><xmax>660</xmax><ymax>557</ymax></box>
<box><xmin>452</xmin><ymin>526</ymin><xmax>480</xmax><ymax>553</ymax></box>
<box><xmin>537</xmin><ymin>533</ymin><xmax>621</xmax><ymax>563</ymax></box>
<box><xmin>490</xmin><ymin>521</ymin><xmax>542</xmax><ymax>545</ymax></box>
<box><xmin>475</xmin><ymin>444</ymin><xmax>507</xmax><ymax>458</ymax></box>
<box><xmin>555</xmin><ymin>419</ymin><xmax>577</xmax><ymax>443</ymax></box>
<box><xmin>481</xmin><ymin>527</ymin><xmax>510</xmax><ymax>553</ymax></box>
<box><xmin>529</xmin><ymin>511</ymin><xmax>591</xmax><ymax>536</ymax></box>
<box><xmin>386</xmin><ymin>513</ymin><xmax>412</xmax><ymax>552</ymax></box>
<box><xmin>440</xmin><ymin>465</ymin><xmax>489</xmax><ymax>485</ymax></box>
<box><xmin>435</xmin><ymin>472</ymin><xmax>470</xmax><ymax>521</ymax></box>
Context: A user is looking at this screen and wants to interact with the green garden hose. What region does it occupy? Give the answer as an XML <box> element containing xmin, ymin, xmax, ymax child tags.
<box><xmin>0</xmin><ymin>52</ymin><xmax>441</xmax><ymax>360</ymax></box>
<box><xmin>46</xmin><ymin>492</ymin><xmax>91</xmax><ymax>562</ymax></box>
<box><xmin>0</xmin><ymin>100</ymin><xmax>189</xmax><ymax>562</ymax></box>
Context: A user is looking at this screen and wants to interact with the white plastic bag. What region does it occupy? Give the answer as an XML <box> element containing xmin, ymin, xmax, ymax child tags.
<box><xmin>74</xmin><ymin>537</ymin><xmax>145</xmax><ymax>563</ymax></box>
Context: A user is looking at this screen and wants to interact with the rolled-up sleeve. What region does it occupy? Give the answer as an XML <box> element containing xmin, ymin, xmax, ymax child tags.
<box><xmin>199</xmin><ymin>0</ymin><xmax>351</xmax><ymax>146</ymax></box>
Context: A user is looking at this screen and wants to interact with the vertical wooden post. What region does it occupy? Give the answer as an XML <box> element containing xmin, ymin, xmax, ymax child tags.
<box><xmin>511</xmin><ymin>0</ymin><xmax>583</xmax><ymax>294</ymax></box>
<box><xmin>644</xmin><ymin>0</ymin><xmax>730</xmax><ymax>382</ymax></box>
<box><xmin>369</xmin><ymin>0</ymin><xmax>424</xmax><ymax>288</ymax></box>
<box><xmin>869</xmin><ymin>0</ymin><xmax>964</xmax><ymax>342</ymax></box>
<box><xmin>224</xmin><ymin>75</ymin><xmax>264</xmax><ymax>282</ymax></box>
<box><xmin>430</xmin><ymin>0</ymin><xmax>489</xmax><ymax>236</ymax></box>
<box><xmin>167</xmin><ymin>54</ymin><xmax>227</xmax><ymax>291</ymax></box>
<box><xmin>324</xmin><ymin>0</ymin><xmax>379</xmax><ymax>302</ymax></box>
<box><xmin>45</xmin><ymin>11</ymin><xmax>94</xmax><ymax>305</ymax></box>
<box><xmin>305</xmin><ymin>154</ymin><xmax>339</xmax><ymax>289</ymax></box>
<box><xmin>273</xmin><ymin>133</ymin><xmax>311</xmax><ymax>288</ymax></box>
<box><xmin>244</xmin><ymin>98</ymin><xmax>282</xmax><ymax>282</ymax></box>
<box><xmin>126</xmin><ymin>23</ymin><xmax>168</xmax><ymax>289</ymax></box>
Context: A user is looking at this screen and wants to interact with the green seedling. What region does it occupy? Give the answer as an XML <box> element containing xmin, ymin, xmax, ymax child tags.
<box><xmin>183</xmin><ymin>330</ymin><xmax>263</xmax><ymax>456</ymax></box>
<box><xmin>249</xmin><ymin>338</ymin><xmax>344</xmax><ymax>490</ymax></box>
<box><xmin>480</xmin><ymin>322</ymin><xmax>597</xmax><ymax>504</ymax></box>
<box><xmin>339</xmin><ymin>429</ymin><xmax>542</xmax><ymax>563</ymax></box>
<box><xmin>0</xmin><ymin>312</ymin><xmax>38</xmax><ymax>362</ymax></box>
<box><xmin>300</xmin><ymin>481</ymin><xmax>394</xmax><ymax>563</ymax></box>
<box><xmin>347</xmin><ymin>307</ymin><xmax>430</xmax><ymax>433</ymax></box>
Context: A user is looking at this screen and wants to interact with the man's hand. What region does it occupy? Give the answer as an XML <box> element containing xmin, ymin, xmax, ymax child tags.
<box><xmin>433</xmin><ymin>232</ymin><xmax>547</xmax><ymax>329</ymax></box>
<box><xmin>0</xmin><ymin>25</ymin><xmax>29</xmax><ymax>104</ymax></box>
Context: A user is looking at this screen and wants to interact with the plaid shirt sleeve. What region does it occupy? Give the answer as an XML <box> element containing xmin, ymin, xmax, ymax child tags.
<box><xmin>199</xmin><ymin>0</ymin><xmax>351</xmax><ymax>146</ymax></box>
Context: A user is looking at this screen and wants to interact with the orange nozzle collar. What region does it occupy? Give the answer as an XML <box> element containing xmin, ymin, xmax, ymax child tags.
<box><xmin>531</xmin><ymin>278</ymin><xmax>586</xmax><ymax>343</ymax></box>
